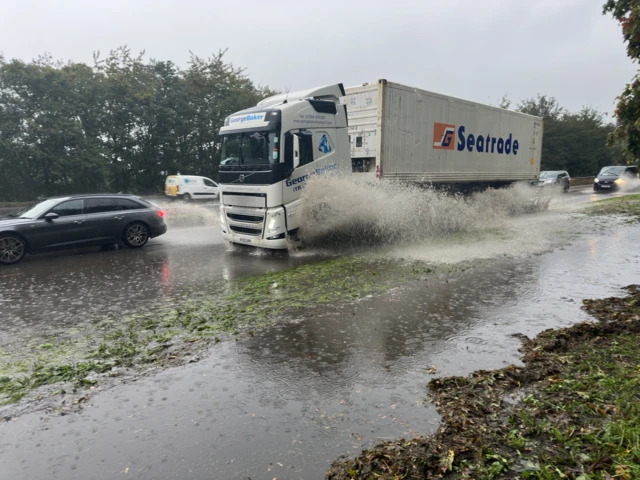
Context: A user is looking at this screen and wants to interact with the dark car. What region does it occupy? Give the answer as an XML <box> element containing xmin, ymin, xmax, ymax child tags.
<box><xmin>593</xmin><ymin>165</ymin><xmax>638</xmax><ymax>192</ymax></box>
<box><xmin>534</xmin><ymin>170</ymin><xmax>571</xmax><ymax>192</ymax></box>
<box><xmin>0</xmin><ymin>194</ymin><xmax>167</xmax><ymax>265</ymax></box>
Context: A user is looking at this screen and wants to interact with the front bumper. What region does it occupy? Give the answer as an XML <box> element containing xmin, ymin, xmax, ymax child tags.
<box><xmin>221</xmin><ymin>231</ymin><xmax>288</xmax><ymax>249</ymax></box>
<box><xmin>594</xmin><ymin>183</ymin><xmax>617</xmax><ymax>191</ymax></box>
<box><xmin>220</xmin><ymin>204</ymin><xmax>288</xmax><ymax>249</ymax></box>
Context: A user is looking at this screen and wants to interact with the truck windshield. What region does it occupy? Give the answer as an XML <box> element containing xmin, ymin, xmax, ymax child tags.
<box><xmin>221</xmin><ymin>132</ymin><xmax>279</xmax><ymax>166</ymax></box>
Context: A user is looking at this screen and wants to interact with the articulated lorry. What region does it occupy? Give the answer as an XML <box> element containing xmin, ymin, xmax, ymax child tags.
<box><xmin>217</xmin><ymin>79</ymin><xmax>543</xmax><ymax>249</ymax></box>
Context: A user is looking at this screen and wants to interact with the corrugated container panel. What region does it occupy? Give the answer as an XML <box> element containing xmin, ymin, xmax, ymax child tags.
<box><xmin>378</xmin><ymin>81</ymin><xmax>541</xmax><ymax>183</ymax></box>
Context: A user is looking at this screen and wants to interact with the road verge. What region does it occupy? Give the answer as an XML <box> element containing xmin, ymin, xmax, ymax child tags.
<box><xmin>326</xmin><ymin>285</ymin><xmax>640</xmax><ymax>479</ymax></box>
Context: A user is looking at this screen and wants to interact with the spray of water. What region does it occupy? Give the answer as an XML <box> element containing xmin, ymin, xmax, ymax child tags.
<box><xmin>616</xmin><ymin>176</ymin><xmax>640</xmax><ymax>193</ymax></box>
<box><xmin>296</xmin><ymin>174</ymin><xmax>555</xmax><ymax>249</ymax></box>
<box><xmin>153</xmin><ymin>200</ymin><xmax>220</xmax><ymax>229</ymax></box>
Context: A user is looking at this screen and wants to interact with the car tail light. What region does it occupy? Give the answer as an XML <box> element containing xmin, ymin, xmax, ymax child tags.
<box><xmin>156</xmin><ymin>210</ymin><xmax>165</xmax><ymax>218</ymax></box>
<box><xmin>176</xmin><ymin>185</ymin><xmax>180</xmax><ymax>193</ymax></box>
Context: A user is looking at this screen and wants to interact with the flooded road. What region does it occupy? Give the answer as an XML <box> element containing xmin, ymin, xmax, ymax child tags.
<box><xmin>0</xmin><ymin>185</ymin><xmax>612</xmax><ymax>343</ymax></box>
<box><xmin>1</xmin><ymin>186</ymin><xmax>639</xmax><ymax>479</ymax></box>
<box><xmin>0</xmin><ymin>222</ymin><xmax>329</xmax><ymax>349</ymax></box>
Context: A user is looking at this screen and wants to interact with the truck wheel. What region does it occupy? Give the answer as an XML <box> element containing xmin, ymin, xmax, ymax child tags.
<box><xmin>0</xmin><ymin>234</ymin><xmax>26</xmax><ymax>265</ymax></box>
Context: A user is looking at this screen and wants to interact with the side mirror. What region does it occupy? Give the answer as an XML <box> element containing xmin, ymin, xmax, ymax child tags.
<box><xmin>44</xmin><ymin>212</ymin><xmax>59</xmax><ymax>221</ymax></box>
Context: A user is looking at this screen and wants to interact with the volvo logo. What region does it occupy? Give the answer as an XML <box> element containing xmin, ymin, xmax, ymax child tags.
<box><xmin>239</xmin><ymin>174</ymin><xmax>245</xmax><ymax>183</ymax></box>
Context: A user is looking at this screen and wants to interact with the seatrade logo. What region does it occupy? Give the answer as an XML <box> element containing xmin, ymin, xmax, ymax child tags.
<box><xmin>432</xmin><ymin>122</ymin><xmax>520</xmax><ymax>155</ymax></box>
<box><xmin>433</xmin><ymin>123</ymin><xmax>456</xmax><ymax>150</ymax></box>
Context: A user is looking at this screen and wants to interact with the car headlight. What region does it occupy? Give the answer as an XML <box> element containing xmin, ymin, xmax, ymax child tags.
<box><xmin>615</xmin><ymin>179</ymin><xmax>623</xmax><ymax>184</ymax></box>
<box><xmin>594</xmin><ymin>178</ymin><xmax>599</xmax><ymax>183</ymax></box>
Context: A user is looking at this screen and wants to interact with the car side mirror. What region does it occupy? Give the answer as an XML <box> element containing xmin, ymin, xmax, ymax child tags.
<box><xmin>44</xmin><ymin>212</ymin><xmax>59</xmax><ymax>221</ymax></box>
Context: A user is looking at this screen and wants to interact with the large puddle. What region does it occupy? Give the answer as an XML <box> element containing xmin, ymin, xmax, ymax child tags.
<box><xmin>1</xmin><ymin>220</ymin><xmax>638</xmax><ymax>479</ymax></box>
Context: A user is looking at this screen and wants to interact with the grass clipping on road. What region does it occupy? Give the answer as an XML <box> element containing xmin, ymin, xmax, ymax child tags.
<box><xmin>0</xmin><ymin>255</ymin><xmax>438</xmax><ymax>406</ymax></box>
<box><xmin>587</xmin><ymin>193</ymin><xmax>640</xmax><ymax>219</ymax></box>
<box><xmin>327</xmin><ymin>285</ymin><xmax>640</xmax><ymax>480</ymax></box>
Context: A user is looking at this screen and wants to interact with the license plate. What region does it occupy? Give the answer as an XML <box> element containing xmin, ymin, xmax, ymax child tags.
<box><xmin>238</xmin><ymin>238</ymin><xmax>253</xmax><ymax>244</ymax></box>
<box><xmin>601</xmin><ymin>185</ymin><xmax>611</xmax><ymax>189</ymax></box>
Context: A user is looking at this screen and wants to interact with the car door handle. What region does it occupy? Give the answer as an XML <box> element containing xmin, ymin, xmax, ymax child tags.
<box><xmin>74</xmin><ymin>220</ymin><xmax>84</xmax><ymax>224</ymax></box>
<box><xmin>114</xmin><ymin>216</ymin><xmax>124</xmax><ymax>220</ymax></box>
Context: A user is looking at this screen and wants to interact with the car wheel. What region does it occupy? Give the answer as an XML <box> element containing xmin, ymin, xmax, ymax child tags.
<box><xmin>123</xmin><ymin>222</ymin><xmax>149</xmax><ymax>248</ymax></box>
<box><xmin>182</xmin><ymin>194</ymin><xmax>192</xmax><ymax>203</ymax></box>
<box><xmin>0</xmin><ymin>234</ymin><xmax>26</xmax><ymax>265</ymax></box>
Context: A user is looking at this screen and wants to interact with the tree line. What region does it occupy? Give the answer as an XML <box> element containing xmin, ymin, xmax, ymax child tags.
<box><xmin>0</xmin><ymin>48</ymin><xmax>273</xmax><ymax>202</ymax></box>
<box><xmin>509</xmin><ymin>95</ymin><xmax>624</xmax><ymax>177</ymax></box>
<box><xmin>0</xmin><ymin>47</ymin><xmax>625</xmax><ymax>202</ymax></box>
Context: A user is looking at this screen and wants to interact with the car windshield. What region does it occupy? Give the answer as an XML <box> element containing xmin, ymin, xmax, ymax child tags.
<box><xmin>599</xmin><ymin>166</ymin><xmax>626</xmax><ymax>176</ymax></box>
<box><xmin>221</xmin><ymin>131</ymin><xmax>279</xmax><ymax>166</ymax></box>
<box><xmin>540</xmin><ymin>171</ymin><xmax>560</xmax><ymax>179</ymax></box>
<box><xmin>14</xmin><ymin>198</ymin><xmax>66</xmax><ymax>219</ymax></box>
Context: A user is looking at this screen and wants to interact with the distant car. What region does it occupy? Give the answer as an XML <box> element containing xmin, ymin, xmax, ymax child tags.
<box><xmin>0</xmin><ymin>194</ymin><xmax>167</xmax><ymax>265</ymax></box>
<box><xmin>534</xmin><ymin>170</ymin><xmax>571</xmax><ymax>192</ymax></box>
<box><xmin>593</xmin><ymin>165</ymin><xmax>638</xmax><ymax>192</ymax></box>
<box><xmin>164</xmin><ymin>175</ymin><xmax>219</xmax><ymax>201</ymax></box>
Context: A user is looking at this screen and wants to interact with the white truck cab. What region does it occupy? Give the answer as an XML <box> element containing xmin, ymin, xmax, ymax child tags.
<box><xmin>218</xmin><ymin>84</ymin><xmax>351</xmax><ymax>249</ymax></box>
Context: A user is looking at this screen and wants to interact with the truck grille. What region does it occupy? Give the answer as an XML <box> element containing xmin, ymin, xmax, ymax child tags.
<box><xmin>227</xmin><ymin>213</ymin><xmax>263</xmax><ymax>223</ymax></box>
<box><xmin>224</xmin><ymin>205</ymin><xmax>265</xmax><ymax>237</ymax></box>
<box><xmin>230</xmin><ymin>225</ymin><xmax>262</xmax><ymax>236</ymax></box>
<box><xmin>223</xmin><ymin>193</ymin><xmax>266</xmax><ymax>208</ymax></box>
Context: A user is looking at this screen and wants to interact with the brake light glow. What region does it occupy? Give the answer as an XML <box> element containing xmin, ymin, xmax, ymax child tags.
<box><xmin>156</xmin><ymin>210</ymin><xmax>165</xmax><ymax>218</ymax></box>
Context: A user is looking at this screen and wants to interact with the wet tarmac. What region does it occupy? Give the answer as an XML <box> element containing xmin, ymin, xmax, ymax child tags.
<box><xmin>0</xmin><ymin>224</ymin><xmax>328</xmax><ymax>349</ymax></box>
<box><xmin>0</xmin><ymin>186</ymin><xmax>614</xmax><ymax>343</ymax></box>
<box><xmin>1</xmin><ymin>187</ymin><xmax>639</xmax><ymax>479</ymax></box>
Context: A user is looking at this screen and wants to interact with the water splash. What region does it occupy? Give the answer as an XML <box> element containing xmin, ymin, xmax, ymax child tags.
<box><xmin>297</xmin><ymin>174</ymin><xmax>555</xmax><ymax>249</ymax></box>
<box><xmin>153</xmin><ymin>200</ymin><xmax>220</xmax><ymax>229</ymax></box>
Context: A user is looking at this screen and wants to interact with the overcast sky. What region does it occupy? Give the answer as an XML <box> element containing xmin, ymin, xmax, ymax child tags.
<box><xmin>0</xmin><ymin>0</ymin><xmax>635</xmax><ymax>115</ymax></box>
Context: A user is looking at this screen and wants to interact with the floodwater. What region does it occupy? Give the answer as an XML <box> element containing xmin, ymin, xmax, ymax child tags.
<box><xmin>0</xmin><ymin>223</ymin><xmax>329</xmax><ymax>349</ymax></box>
<box><xmin>1</xmin><ymin>187</ymin><xmax>639</xmax><ymax>479</ymax></box>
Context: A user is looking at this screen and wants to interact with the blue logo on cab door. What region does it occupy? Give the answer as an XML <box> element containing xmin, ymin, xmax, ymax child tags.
<box><xmin>318</xmin><ymin>134</ymin><xmax>332</xmax><ymax>154</ymax></box>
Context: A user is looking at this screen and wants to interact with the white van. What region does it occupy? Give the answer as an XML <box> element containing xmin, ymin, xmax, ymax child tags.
<box><xmin>164</xmin><ymin>175</ymin><xmax>219</xmax><ymax>201</ymax></box>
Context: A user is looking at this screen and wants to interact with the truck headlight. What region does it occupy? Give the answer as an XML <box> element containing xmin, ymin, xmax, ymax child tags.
<box><xmin>266</xmin><ymin>208</ymin><xmax>284</xmax><ymax>234</ymax></box>
<box><xmin>219</xmin><ymin>207</ymin><xmax>227</xmax><ymax>228</ymax></box>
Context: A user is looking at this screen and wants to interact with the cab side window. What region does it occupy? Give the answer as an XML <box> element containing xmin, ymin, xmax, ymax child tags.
<box><xmin>50</xmin><ymin>199</ymin><xmax>84</xmax><ymax>217</ymax></box>
<box><xmin>203</xmin><ymin>179</ymin><xmax>217</xmax><ymax>187</ymax></box>
<box><xmin>299</xmin><ymin>133</ymin><xmax>314</xmax><ymax>167</ymax></box>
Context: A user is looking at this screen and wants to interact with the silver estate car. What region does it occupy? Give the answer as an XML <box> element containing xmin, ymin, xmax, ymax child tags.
<box><xmin>0</xmin><ymin>194</ymin><xmax>167</xmax><ymax>265</ymax></box>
